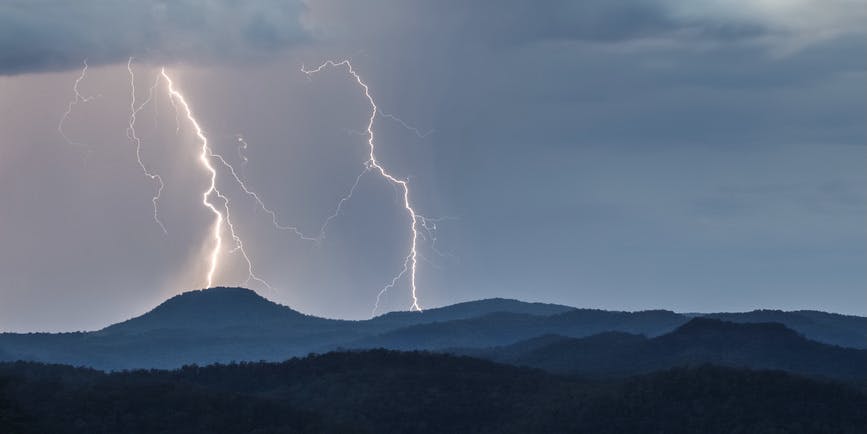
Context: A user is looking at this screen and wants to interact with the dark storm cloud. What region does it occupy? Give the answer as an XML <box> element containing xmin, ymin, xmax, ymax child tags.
<box><xmin>439</xmin><ymin>0</ymin><xmax>765</xmax><ymax>45</ymax></box>
<box><xmin>0</xmin><ymin>0</ymin><xmax>309</xmax><ymax>75</ymax></box>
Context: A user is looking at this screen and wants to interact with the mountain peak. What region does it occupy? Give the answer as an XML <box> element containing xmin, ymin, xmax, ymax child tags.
<box><xmin>162</xmin><ymin>286</ymin><xmax>265</xmax><ymax>304</ymax></box>
<box><xmin>148</xmin><ymin>286</ymin><xmax>281</xmax><ymax>313</ymax></box>
<box><xmin>101</xmin><ymin>287</ymin><xmax>317</xmax><ymax>334</ymax></box>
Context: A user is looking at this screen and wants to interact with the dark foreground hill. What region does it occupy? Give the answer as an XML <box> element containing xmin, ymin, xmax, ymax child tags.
<box><xmin>0</xmin><ymin>287</ymin><xmax>864</xmax><ymax>370</ymax></box>
<box><xmin>456</xmin><ymin>318</ymin><xmax>867</xmax><ymax>382</ymax></box>
<box><xmin>1</xmin><ymin>351</ymin><xmax>865</xmax><ymax>434</ymax></box>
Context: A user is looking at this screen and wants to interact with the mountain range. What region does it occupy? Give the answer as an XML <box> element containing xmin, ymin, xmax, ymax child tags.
<box><xmin>1</xmin><ymin>287</ymin><xmax>864</xmax><ymax>376</ymax></box>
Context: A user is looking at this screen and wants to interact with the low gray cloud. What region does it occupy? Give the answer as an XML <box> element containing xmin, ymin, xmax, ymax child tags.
<box><xmin>440</xmin><ymin>0</ymin><xmax>765</xmax><ymax>45</ymax></box>
<box><xmin>0</xmin><ymin>0</ymin><xmax>309</xmax><ymax>75</ymax></box>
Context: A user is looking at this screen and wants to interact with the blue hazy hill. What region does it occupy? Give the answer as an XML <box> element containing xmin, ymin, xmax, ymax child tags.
<box><xmin>0</xmin><ymin>287</ymin><xmax>864</xmax><ymax>371</ymax></box>
<box><xmin>701</xmin><ymin>310</ymin><xmax>866</xmax><ymax>349</ymax></box>
<box><xmin>345</xmin><ymin>308</ymin><xmax>686</xmax><ymax>350</ymax></box>
<box><xmin>102</xmin><ymin>287</ymin><xmax>341</xmax><ymax>333</ymax></box>
<box><xmin>366</xmin><ymin>297</ymin><xmax>575</xmax><ymax>330</ymax></box>
<box><xmin>456</xmin><ymin>318</ymin><xmax>866</xmax><ymax>381</ymax></box>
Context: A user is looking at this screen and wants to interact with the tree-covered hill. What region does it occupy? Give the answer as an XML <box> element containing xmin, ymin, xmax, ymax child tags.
<box><xmin>1</xmin><ymin>351</ymin><xmax>865</xmax><ymax>434</ymax></box>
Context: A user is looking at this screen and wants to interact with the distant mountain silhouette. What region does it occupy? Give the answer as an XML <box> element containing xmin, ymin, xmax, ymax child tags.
<box><xmin>701</xmin><ymin>310</ymin><xmax>866</xmax><ymax>349</ymax></box>
<box><xmin>367</xmin><ymin>297</ymin><xmax>575</xmax><ymax>330</ymax></box>
<box><xmin>457</xmin><ymin>318</ymin><xmax>866</xmax><ymax>381</ymax></box>
<box><xmin>0</xmin><ymin>287</ymin><xmax>864</xmax><ymax>370</ymax></box>
<box><xmin>346</xmin><ymin>308</ymin><xmax>686</xmax><ymax>350</ymax></box>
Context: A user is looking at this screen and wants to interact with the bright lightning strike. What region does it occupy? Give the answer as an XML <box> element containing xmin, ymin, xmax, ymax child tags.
<box><xmin>126</xmin><ymin>58</ymin><xmax>167</xmax><ymax>233</ymax></box>
<box><xmin>160</xmin><ymin>67</ymin><xmax>271</xmax><ymax>291</ymax></box>
<box><xmin>57</xmin><ymin>58</ymin><xmax>441</xmax><ymax>311</ymax></box>
<box><xmin>302</xmin><ymin>59</ymin><xmax>425</xmax><ymax>313</ymax></box>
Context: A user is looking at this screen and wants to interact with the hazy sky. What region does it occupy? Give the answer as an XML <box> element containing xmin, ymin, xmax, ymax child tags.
<box><xmin>1</xmin><ymin>0</ymin><xmax>864</xmax><ymax>331</ymax></box>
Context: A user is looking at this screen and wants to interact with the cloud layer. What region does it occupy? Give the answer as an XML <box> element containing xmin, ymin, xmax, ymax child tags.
<box><xmin>0</xmin><ymin>0</ymin><xmax>309</xmax><ymax>74</ymax></box>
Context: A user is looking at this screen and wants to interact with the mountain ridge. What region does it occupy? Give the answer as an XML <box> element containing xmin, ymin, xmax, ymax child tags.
<box><xmin>456</xmin><ymin>317</ymin><xmax>866</xmax><ymax>381</ymax></box>
<box><xmin>1</xmin><ymin>287</ymin><xmax>864</xmax><ymax>370</ymax></box>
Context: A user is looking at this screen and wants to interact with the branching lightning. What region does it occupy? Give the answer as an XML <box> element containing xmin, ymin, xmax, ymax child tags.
<box><xmin>160</xmin><ymin>67</ymin><xmax>272</xmax><ymax>291</ymax></box>
<box><xmin>316</xmin><ymin>163</ymin><xmax>370</xmax><ymax>242</ymax></box>
<box><xmin>126</xmin><ymin>58</ymin><xmax>167</xmax><ymax>233</ymax></box>
<box><xmin>302</xmin><ymin>59</ymin><xmax>425</xmax><ymax>313</ymax></box>
<box><xmin>58</xmin><ymin>59</ymin><xmax>99</xmax><ymax>155</ymax></box>
<box><xmin>209</xmin><ymin>149</ymin><xmax>319</xmax><ymax>242</ymax></box>
<box><xmin>378</xmin><ymin>110</ymin><xmax>435</xmax><ymax>139</ymax></box>
<box><xmin>56</xmin><ymin>57</ymin><xmax>443</xmax><ymax>314</ymax></box>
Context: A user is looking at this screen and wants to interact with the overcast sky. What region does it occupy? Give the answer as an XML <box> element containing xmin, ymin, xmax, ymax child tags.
<box><xmin>0</xmin><ymin>0</ymin><xmax>864</xmax><ymax>331</ymax></box>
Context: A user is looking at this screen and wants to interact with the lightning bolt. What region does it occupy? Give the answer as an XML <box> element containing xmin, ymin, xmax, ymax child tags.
<box><xmin>209</xmin><ymin>148</ymin><xmax>319</xmax><ymax>242</ymax></box>
<box><xmin>58</xmin><ymin>59</ymin><xmax>99</xmax><ymax>155</ymax></box>
<box><xmin>160</xmin><ymin>67</ymin><xmax>272</xmax><ymax>291</ymax></box>
<box><xmin>219</xmin><ymin>188</ymin><xmax>274</xmax><ymax>293</ymax></box>
<box><xmin>57</xmin><ymin>58</ymin><xmax>442</xmax><ymax>311</ymax></box>
<box><xmin>378</xmin><ymin>110</ymin><xmax>435</xmax><ymax>139</ymax></box>
<box><xmin>302</xmin><ymin>59</ymin><xmax>424</xmax><ymax>313</ymax></box>
<box><xmin>316</xmin><ymin>163</ymin><xmax>370</xmax><ymax>242</ymax></box>
<box><xmin>126</xmin><ymin>58</ymin><xmax>167</xmax><ymax>233</ymax></box>
<box><xmin>417</xmin><ymin>215</ymin><xmax>456</xmax><ymax>261</ymax></box>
